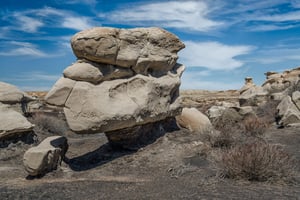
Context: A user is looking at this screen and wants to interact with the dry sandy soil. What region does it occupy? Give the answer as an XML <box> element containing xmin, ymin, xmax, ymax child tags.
<box><xmin>0</xmin><ymin>90</ymin><xmax>299</xmax><ymax>200</ymax></box>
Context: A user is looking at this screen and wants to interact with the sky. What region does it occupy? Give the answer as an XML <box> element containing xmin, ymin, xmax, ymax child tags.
<box><xmin>2</xmin><ymin>0</ymin><xmax>300</xmax><ymax>91</ymax></box>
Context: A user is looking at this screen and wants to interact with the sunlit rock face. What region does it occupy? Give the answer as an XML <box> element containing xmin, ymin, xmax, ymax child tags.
<box><xmin>46</xmin><ymin>27</ymin><xmax>185</xmax><ymax>134</ymax></box>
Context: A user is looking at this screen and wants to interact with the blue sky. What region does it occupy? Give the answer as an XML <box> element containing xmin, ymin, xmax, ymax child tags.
<box><xmin>2</xmin><ymin>0</ymin><xmax>300</xmax><ymax>91</ymax></box>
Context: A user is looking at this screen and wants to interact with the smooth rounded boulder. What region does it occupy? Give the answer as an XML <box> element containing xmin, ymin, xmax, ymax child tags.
<box><xmin>176</xmin><ymin>107</ymin><xmax>212</xmax><ymax>133</ymax></box>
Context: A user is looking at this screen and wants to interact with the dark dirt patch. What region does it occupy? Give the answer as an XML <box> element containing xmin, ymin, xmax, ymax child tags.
<box><xmin>0</xmin><ymin>125</ymin><xmax>300</xmax><ymax>199</ymax></box>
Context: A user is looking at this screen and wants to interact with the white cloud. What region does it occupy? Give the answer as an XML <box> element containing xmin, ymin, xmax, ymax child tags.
<box><xmin>2</xmin><ymin>7</ymin><xmax>97</xmax><ymax>33</ymax></box>
<box><xmin>104</xmin><ymin>1</ymin><xmax>222</xmax><ymax>32</ymax></box>
<box><xmin>257</xmin><ymin>11</ymin><xmax>300</xmax><ymax>22</ymax></box>
<box><xmin>0</xmin><ymin>41</ymin><xmax>47</xmax><ymax>57</ymax></box>
<box><xmin>14</xmin><ymin>15</ymin><xmax>44</xmax><ymax>33</ymax></box>
<box><xmin>179</xmin><ymin>41</ymin><xmax>254</xmax><ymax>70</ymax></box>
<box><xmin>249</xmin><ymin>24</ymin><xmax>298</xmax><ymax>31</ymax></box>
<box><xmin>62</xmin><ymin>17</ymin><xmax>94</xmax><ymax>30</ymax></box>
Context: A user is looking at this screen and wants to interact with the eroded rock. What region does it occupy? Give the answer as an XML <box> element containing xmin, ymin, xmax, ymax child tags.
<box><xmin>23</xmin><ymin>136</ymin><xmax>68</xmax><ymax>176</ymax></box>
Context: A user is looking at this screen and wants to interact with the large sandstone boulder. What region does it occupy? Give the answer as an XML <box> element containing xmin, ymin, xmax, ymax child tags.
<box><xmin>46</xmin><ymin>27</ymin><xmax>185</xmax><ymax>137</ymax></box>
<box><xmin>0</xmin><ymin>103</ymin><xmax>34</xmax><ymax>140</ymax></box>
<box><xmin>23</xmin><ymin>136</ymin><xmax>68</xmax><ymax>176</ymax></box>
<box><xmin>71</xmin><ymin>27</ymin><xmax>185</xmax><ymax>76</ymax></box>
<box><xmin>176</xmin><ymin>107</ymin><xmax>212</xmax><ymax>133</ymax></box>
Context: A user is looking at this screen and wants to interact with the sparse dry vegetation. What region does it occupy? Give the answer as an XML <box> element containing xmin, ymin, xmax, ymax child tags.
<box><xmin>219</xmin><ymin>140</ymin><xmax>296</xmax><ymax>182</ymax></box>
<box><xmin>242</xmin><ymin>116</ymin><xmax>268</xmax><ymax>137</ymax></box>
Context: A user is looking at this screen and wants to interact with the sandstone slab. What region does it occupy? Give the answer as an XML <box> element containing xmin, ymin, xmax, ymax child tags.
<box><xmin>0</xmin><ymin>104</ymin><xmax>34</xmax><ymax>140</ymax></box>
<box><xmin>71</xmin><ymin>27</ymin><xmax>185</xmax><ymax>76</ymax></box>
<box><xmin>23</xmin><ymin>136</ymin><xmax>68</xmax><ymax>176</ymax></box>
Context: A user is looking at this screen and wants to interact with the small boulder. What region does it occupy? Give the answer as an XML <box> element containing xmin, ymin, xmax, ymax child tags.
<box><xmin>0</xmin><ymin>103</ymin><xmax>34</xmax><ymax>140</ymax></box>
<box><xmin>176</xmin><ymin>107</ymin><xmax>212</xmax><ymax>133</ymax></box>
<box><xmin>23</xmin><ymin>136</ymin><xmax>68</xmax><ymax>176</ymax></box>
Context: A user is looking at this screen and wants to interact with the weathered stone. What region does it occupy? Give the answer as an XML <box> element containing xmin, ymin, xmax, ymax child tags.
<box><xmin>207</xmin><ymin>106</ymin><xmax>227</xmax><ymax>119</ymax></box>
<box><xmin>292</xmin><ymin>91</ymin><xmax>300</xmax><ymax>110</ymax></box>
<box><xmin>0</xmin><ymin>103</ymin><xmax>34</xmax><ymax>140</ymax></box>
<box><xmin>45</xmin><ymin>77</ymin><xmax>76</xmax><ymax>106</ymax></box>
<box><xmin>23</xmin><ymin>136</ymin><xmax>68</xmax><ymax>176</ymax></box>
<box><xmin>240</xmin><ymin>77</ymin><xmax>255</xmax><ymax>94</ymax></box>
<box><xmin>105</xmin><ymin>118</ymin><xmax>178</xmax><ymax>149</ymax></box>
<box><xmin>176</xmin><ymin>107</ymin><xmax>212</xmax><ymax>133</ymax></box>
<box><xmin>71</xmin><ymin>27</ymin><xmax>185</xmax><ymax>76</ymax></box>
<box><xmin>0</xmin><ymin>82</ymin><xmax>33</xmax><ymax>104</ymax></box>
<box><xmin>63</xmin><ymin>60</ymin><xmax>134</xmax><ymax>84</ymax></box>
<box><xmin>239</xmin><ymin>86</ymin><xmax>268</xmax><ymax>106</ymax></box>
<box><xmin>63</xmin><ymin>72</ymin><xmax>182</xmax><ymax>133</ymax></box>
<box><xmin>277</xmin><ymin>96</ymin><xmax>300</xmax><ymax>126</ymax></box>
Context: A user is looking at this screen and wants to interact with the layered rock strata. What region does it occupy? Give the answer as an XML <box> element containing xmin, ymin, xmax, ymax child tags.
<box><xmin>46</xmin><ymin>27</ymin><xmax>185</xmax><ymax>138</ymax></box>
<box><xmin>0</xmin><ymin>82</ymin><xmax>34</xmax><ymax>140</ymax></box>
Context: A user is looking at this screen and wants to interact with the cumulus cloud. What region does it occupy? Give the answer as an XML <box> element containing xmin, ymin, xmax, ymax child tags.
<box><xmin>179</xmin><ymin>41</ymin><xmax>254</xmax><ymax>70</ymax></box>
<box><xmin>103</xmin><ymin>1</ymin><xmax>223</xmax><ymax>32</ymax></box>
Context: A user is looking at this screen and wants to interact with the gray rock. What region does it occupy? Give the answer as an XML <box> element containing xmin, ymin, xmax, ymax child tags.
<box><xmin>0</xmin><ymin>82</ymin><xmax>33</xmax><ymax>104</ymax></box>
<box><xmin>23</xmin><ymin>136</ymin><xmax>68</xmax><ymax>176</ymax></box>
<box><xmin>63</xmin><ymin>60</ymin><xmax>134</xmax><ymax>84</ymax></box>
<box><xmin>71</xmin><ymin>27</ymin><xmax>185</xmax><ymax>76</ymax></box>
<box><xmin>0</xmin><ymin>103</ymin><xmax>34</xmax><ymax>140</ymax></box>
<box><xmin>64</xmin><ymin>73</ymin><xmax>182</xmax><ymax>133</ymax></box>
<box><xmin>239</xmin><ymin>86</ymin><xmax>268</xmax><ymax>106</ymax></box>
<box><xmin>277</xmin><ymin>96</ymin><xmax>300</xmax><ymax>126</ymax></box>
<box><xmin>292</xmin><ymin>91</ymin><xmax>300</xmax><ymax>110</ymax></box>
<box><xmin>45</xmin><ymin>77</ymin><xmax>76</xmax><ymax>106</ymax></box>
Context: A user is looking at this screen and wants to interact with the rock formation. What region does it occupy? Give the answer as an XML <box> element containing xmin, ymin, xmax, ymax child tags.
<box><xmin>45</xmin><ymin>27</ymin><xmax>185</xmax><ymax>145</ymax></box>
<box><xmin>23</xmin><ymin>136</ymin><xmax>68</xmax><ymax>176</ymax></box>
<box><xmin>238</xmin><ymin>67</ymin><xmax>300</xmax><ymax>127</ymax></box>
<box><xmin>0</xmin><ymin>82</ymin><xmax>34</xmax><ymax>140</ymax></box>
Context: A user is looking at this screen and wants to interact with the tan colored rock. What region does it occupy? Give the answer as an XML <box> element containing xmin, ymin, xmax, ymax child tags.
<box><xmin>292</xmin><ymin>91</ymin><xmax>300</xmax><ymax>110</ymax></box>
<box><xmin>71</xmin><ymin>27</ymin><xmax>185</xmax><ymax>76</ymax></box>
<box><xmin>45</xmin><ymin>77</ymin><xmax>76</xmax><ymax>106</ymax></box>
<box><xmin>0</xmin><ymin>103</ymin><xmax>34</xmax><ymax>139</ymax></box>
<box><xmin>239</xmin><ymin>86</ymin><xmax>268</xmax><ymax>106</ymax></box>
<box><xmin>64</xmin><ymin>73</ymin><xmax>182</xmax><ymax>133</ymax></box>
<box><xmin>176</xmin><ymin>107</ymin><xmax>212</xmax><ymax>133</ymax></box>
<box><xmin>0</xmin><ymin>82</ymin><xmax>33</xmax><ymax>104</ymax></box>
<box><xmin>63</xmin><ymin>60</ymin><xmax>134</xmax><ymax>84</ymax></box>
<box><xmin>240</xmin><ymin>77</ymin><xmax>255</xmax><ymax>94</ymax></box>
<box><xmin>23</xmin><ymin>136</ymin><xmax>68</xmax><ymax>176</ymax></box>
<box><xmin>63</xmin><ymin>60</ymin><xmax>104</xmax><ymax>83</ymax></box>
<box><xmin>277</xmin><ymin>96</ymin><xmax>300</xmax><ymax>126</ymax></box>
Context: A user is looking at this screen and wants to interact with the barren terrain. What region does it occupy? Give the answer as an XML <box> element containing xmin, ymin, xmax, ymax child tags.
<box><xmin>1</xmin><ymin>90</ymin><xmax>299</xmax><ymax>200</ymax></box>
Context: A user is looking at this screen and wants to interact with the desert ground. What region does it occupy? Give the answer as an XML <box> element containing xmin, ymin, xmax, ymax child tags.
<box><xmin>0</xmin><ymin>90</ymin><xmax>299</xmax><ymax>200</ymax></box>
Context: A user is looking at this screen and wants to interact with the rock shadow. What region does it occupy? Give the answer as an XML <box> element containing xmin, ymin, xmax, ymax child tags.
<box><xmin>66</xmin><ymin>117</ymin><xmax>180</xmax><ymax>171</ymax></box>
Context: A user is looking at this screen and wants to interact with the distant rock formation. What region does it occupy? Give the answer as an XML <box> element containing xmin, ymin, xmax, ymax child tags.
<box><xmin>45</xmin><ymin>27</ymin><xmax>185</xmax><ymax>146</ymax></box>
<box><xmin>239</xmin><ymin>67</ymin><xmax>300</xmax><ymax>127</ymax></box>
<box><xmin>0</xmin><ymin>82</ymin><xmax>34</xmax><ymax>140</ymax></box>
